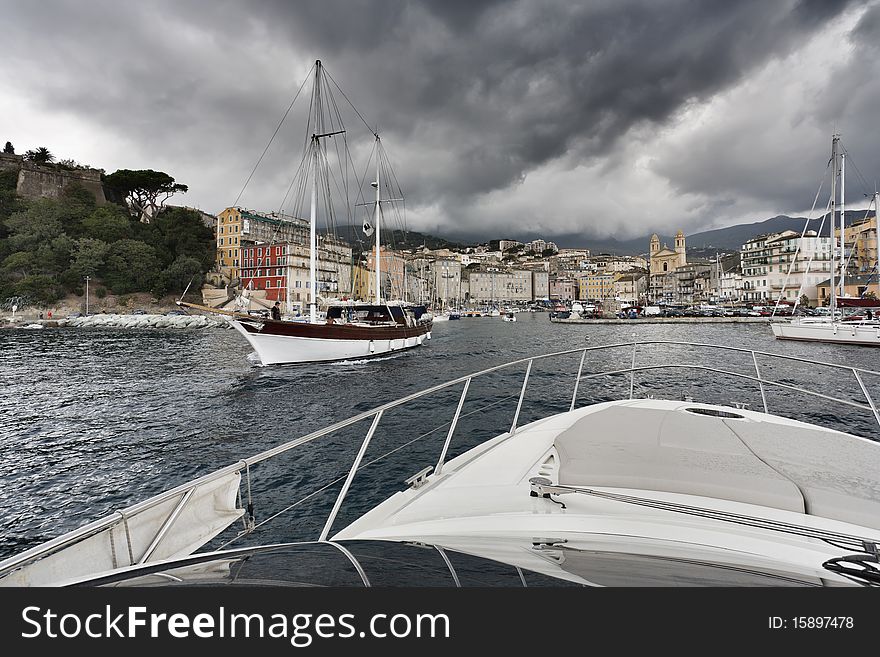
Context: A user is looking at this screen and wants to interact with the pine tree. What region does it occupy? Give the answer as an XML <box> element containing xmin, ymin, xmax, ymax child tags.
<box><xmin>2</xmin><ymin>141</ymin><xmax>13</xmax><ymax>154</ymax></box>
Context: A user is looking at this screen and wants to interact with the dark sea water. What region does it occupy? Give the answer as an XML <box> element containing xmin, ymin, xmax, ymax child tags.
<box><xmin>1</xmin><ymin>314</ymin><xmax>879</xmax><ymax>562</ymax></box>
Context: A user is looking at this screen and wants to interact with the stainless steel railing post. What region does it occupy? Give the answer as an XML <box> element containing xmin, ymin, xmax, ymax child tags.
<box><xmin>752</xmin><ymin>351</ymin><xmax>768</xmax><ymax>413</ymax></box>
<box><xmin>570</xmin><ymin>349</ymin><xmax>587</xmax><ymax>412</ymax></box>
<box><xmin>319</xmin><ymin>410</ymin><xmax>383</xmax><ymax>541</ymax></box>
<box><xmin>510</xmin><ymin>360</ymin><xmax>533</xmax><ymax>435</ymax></box>
<box><xmin>853</xmin><ymin>370</ymin><xmax>880</xmax><ymax>430</ymax></box>
<box><xmin>435</xmin><ymin>378</ymin><xmax>471</xmax><ymax>476</ymax></box>
<box><xmin>629</xmin><ymin>343</ymin><xmax>637</xmax><ymax>400</ymax></box>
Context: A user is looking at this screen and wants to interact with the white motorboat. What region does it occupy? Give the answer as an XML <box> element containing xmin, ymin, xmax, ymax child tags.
<box><xmin>2</xmin><ymin>341</ymin><xmax>879</xmax><ymax>587</ymax></box>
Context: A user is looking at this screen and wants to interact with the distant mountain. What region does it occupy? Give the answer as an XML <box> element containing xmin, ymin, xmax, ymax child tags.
<box><xmin>563</xmin><ymin>210</ymin><xmax>876</xmax><ymax>256</ymax></box>
<box><xmin>333</xmin><ymin>209</ymin><xmax>875</xmax><ymax>258</ymax></box>
<box><xmin>333</xmin><ymin>224</ymin><xmax>465</xmax><ymax>253</ymax></box>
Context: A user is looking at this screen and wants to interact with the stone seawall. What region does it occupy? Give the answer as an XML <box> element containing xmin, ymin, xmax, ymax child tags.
<box><xmin>1</xmin><ymin>313</ymin><xmax>232</xmax><ymax>329</ymax></box>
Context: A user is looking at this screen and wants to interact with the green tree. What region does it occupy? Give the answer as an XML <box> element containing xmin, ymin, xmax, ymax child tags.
<box><xmin>3</xmin><ymin>142</ymin><xmax>13</xmax><ymax>154</ymax></box>
<box><xmin>798</xmin><ymin>294</ymin><xmax>810</xmax><ymax>309</ymax></box>
<box><xmin>155</xmin><ymin>254</ymin><xmax>204</xmax><ymax>297</ymax></box>
<box><xmin>149</xmin><ymin>206</ymin><xmax>214</xmax><ymax>269</ymax></box>
<box><xmin>0</xmin><ymin>170</ymin><xmax>20</xmax><ymax>242</ymax></box>
<box><xmin>4</xmin><ymin>200</ymin><xmax>65</xmax><ymax>252</ymax></box>
<box><xmin>1</xmin><ymin>251</ymin><xmax>33</xmax><ymax>280</ymax></box>
<box><xmin>57</xmin><ymin>184</ymin><xmax>97</xmax><ymax>237</ymax></box>
<box><xmin>104</xmin><ymin>239</ymin><xmax>160</xmax><ymax>294</ymax></box>
<box><xmin>70</xmin><ymin>238</ymin><xmax>109</xmax><ymax>279</ymax></box>
<box><xmin>12</xmin><ymin>274</ymin><xmax>64</xmax><ymax>304</ymax></box>
<box><xmin>104</xmin><ymin>169</ymin><xmax>188</xmax><ymax>223</ymax></box>
<box><xmin>24</xmin><ymin>147</ymin><xmax>54</xmax><ymax>164</ymax></box>
<box><xmin>82</xmin><ymin>206</ymin><xmax>133</xmax><ymax>243</ymax></box>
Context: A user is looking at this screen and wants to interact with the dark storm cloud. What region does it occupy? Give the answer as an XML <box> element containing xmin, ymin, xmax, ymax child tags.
<box><xmin>0</xmin><ymin>0</ymin><xmax>870</xmax><ymax>240</ymax></box>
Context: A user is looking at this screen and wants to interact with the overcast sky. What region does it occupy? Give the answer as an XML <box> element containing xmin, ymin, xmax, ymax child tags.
<box><xmin>2</xmin><ymin>0</ymin><xmax>879</xmax><ymax>246</ymax></box>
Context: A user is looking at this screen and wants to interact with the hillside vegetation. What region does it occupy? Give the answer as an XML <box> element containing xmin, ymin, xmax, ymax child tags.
<box><xmin>0</xmin><ymin>172</ymin><xmax>214</xmax><ymax>309</ymax></box>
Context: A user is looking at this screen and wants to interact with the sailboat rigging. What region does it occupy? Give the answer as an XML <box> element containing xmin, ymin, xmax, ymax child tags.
<box><xmin>770</xmin><ymin>134</ymin><xmax>880</xmax><ymax>346</ymax></box>
<box><xmin>180</xmin><ymin>60</ymin><xmax>432</xmax><ymax>364</ymax></box>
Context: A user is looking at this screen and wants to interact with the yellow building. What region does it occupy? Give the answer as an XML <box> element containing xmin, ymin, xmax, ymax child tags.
<box><xmin>216</xmin><ymin>207</ymin><xmax>242</xmax><ymax>278</ymax></box>
<box><xmin>215</xmin><ymin>207</ymin><xmax>309</xmax><ymax>281</ymax></box>
<box><xmin>578</xmin><ymin>273</ymin><xmax>617</xmax><ymax>301</ymax></box>
<box><xmin>351</xmin><ymin>264</ymin><xmax>371</xmax><ymax>301</ymax></box>
<box><xmin>816</xmin><ymin>274</ymin><xmax>879</xmax><ymax>303</ymax></box>
<box><xmin>838</xmin><ymin>215</ymin><xmax>878</xmax><ymax>274</ymax></box>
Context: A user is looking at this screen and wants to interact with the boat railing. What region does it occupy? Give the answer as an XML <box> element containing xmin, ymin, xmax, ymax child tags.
<box><xmin>2</xmin><ymin>341</ymin><xmax>879</xmax><ymax>583</ymax></box>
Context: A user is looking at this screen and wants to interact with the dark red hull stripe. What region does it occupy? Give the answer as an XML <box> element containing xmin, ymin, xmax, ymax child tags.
<box><xmin>241</xmin><ymin>320</ymin><xmax>432</xmax><ymax>340</ymax></box>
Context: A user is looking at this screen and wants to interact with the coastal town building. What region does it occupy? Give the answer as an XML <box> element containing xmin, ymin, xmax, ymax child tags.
<box><xmin>238</xmin><ymin>236</ymin><xmax>353</xmax><ymax>308</ymax></box>
<box><xmin>578</xmin><ymin>272</ymin><xmax>616</xmax><ymax>302</ymax></box>
<box><xmin>430</xmin><ymin>258</ymin><xmax>463</xmax><ymax>308</ymax></box>
<box><xmin>839</xmin><ymin>214</ymin><xmax>878</xmax><ymax>275</ymax></box>
<box><xmin>740</xmin><ymin>234</ymin><xmax>772</xmax><ymax>303</ymax></box>
<box><xmin>648</xmin><ymin>230</ymin><xmax>687</xmax><ymax>303</ymax></box>
<box><xmin>816</xmin><ymin>273</ymin><xmax>879</xmax><ymax>303</ymax></box>
<box><xmin>719</xmin><ymin>270</ymin><xmax>744</xmax><ymax>304</ymax></box>
<box><xmin>672</xmin><ymin>263</ymin><xmax>712</xmax><ymax>305</ymax></box>
<box><xmin>741</xmin><ymin>230</ymin><xmax>831</xmax><ymax>305</ymax></box>
<box><xmin>550</xmin><ymin>277</ymin><xmax>578</xmax><ymax>301</ymax></box>
<box><xmin>765</xmin><ymin>231</ymin><xmax>831</xmax><ymax>305</ymax></box>
<box><xmin>462</xmin><ymin>265</ymin><xmax>548</xmax><ymax>303</ymax></box>
<box><xmin>613</xmin><ymin>272</ymin><xmax>648</xmax><ymax>304</ymax></box>
<box><xmin>216</xmin><ymin>207</ymin><xmax>309</xmax><ymax>281</ymax></box>
<box><xmin>365</xmin><ymin>247</ymin><xmax>408</xmax><ymax>301</ymax></box>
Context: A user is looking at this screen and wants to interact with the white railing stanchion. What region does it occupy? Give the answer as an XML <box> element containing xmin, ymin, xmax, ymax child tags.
<box><xmin>752</xmin><ymin>351</ymin><xmax>768</xmax><ymax>413</ymax></box>
<box><xmin>629</xmin><ymin>342</ymin><xmax>637</xmax><ymax>400</ymax></box>
<box><xmin>853</xmin><ymin>370</ymin><xmax>880</xmax><ymax>430</ymax></box>
<box><xmin>510</xmin><ymin>360</ymin><xmax>533</xmax><ymax>436</ymax></box>
<box><xmin>436</xmin><ymin>378</ymin><xmax>471</xmax><ymax>476</ymax></box>
<box><xmin>570</xmin><ymin>349</ymin><xmax>587</xmax><ymax>412</ymax></box>
<box><xmin>319</xmin><ymin>411</ymin><xmax>383</xmax><ymax>542</ymax></box>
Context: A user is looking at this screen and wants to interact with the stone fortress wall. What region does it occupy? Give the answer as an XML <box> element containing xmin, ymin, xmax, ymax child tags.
<box><xmin>0</xmin><ymin>152</ymin><xmax>108</xmax><ymax>205</ymax></box>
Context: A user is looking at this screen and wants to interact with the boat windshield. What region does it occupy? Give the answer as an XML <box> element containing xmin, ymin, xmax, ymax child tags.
<box><xmin>326</xmin><ymin>305</ymin><xmax>400</xmax><ymax>324</ymax></box>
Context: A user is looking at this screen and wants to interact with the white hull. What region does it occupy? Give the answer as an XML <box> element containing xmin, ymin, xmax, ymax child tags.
<box><xmin>771</xmin><ymin>319</ymin><xmax>880</xmax><ymax>346</ymax></box>
<box><xmin>229</xmin><ymin>320</ymin><xmax>431</xmax><ymax>365</ymax></box>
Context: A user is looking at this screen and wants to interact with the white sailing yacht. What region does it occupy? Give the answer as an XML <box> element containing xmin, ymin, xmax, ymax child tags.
<box><xmin>181</xmin><ymin>61</ymin><xmax>432</xmax><ymax>364</ymax></box>
<box><xmin>771</xmin><ymin>134</ymin><xmax>880</xmax><ymax>346</ymax></box>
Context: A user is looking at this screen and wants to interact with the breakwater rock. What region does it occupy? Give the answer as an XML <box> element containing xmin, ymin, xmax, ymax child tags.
<box><xmin>60</xmin><ymin>313</ymin><xmax>231</xmax><ymax>329</ymax></box>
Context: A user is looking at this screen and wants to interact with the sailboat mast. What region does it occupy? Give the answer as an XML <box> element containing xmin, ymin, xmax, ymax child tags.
<box><xmin>310</xmin><ymin>139</ymin><xmax>318</xmax><ymax>323</ymax></box>
<box><xmin>374</xmin><ymin>138</ymin><xmax>381</xmax><ymax>305</ymax></box>
<box><xmin>840</xmin><ymin>150</ymin><xmax>846</xmax><ymax>297</ymax></box>
<box><xmin>309</xmin><ymin>61</ymin><xmax>321</xmax><ymax>324</ymax></box>
<box><xmin>829</xmin><ymin>134</ymin><xmax>838</xmax><ymax>317</ymax></box>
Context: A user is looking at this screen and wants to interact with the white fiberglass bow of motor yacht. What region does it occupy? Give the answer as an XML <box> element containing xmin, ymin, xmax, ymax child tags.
<box><xmin>2</xmin><ymin>342</ymin><xmax>879</xmax><ymax>587</ymax></box>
